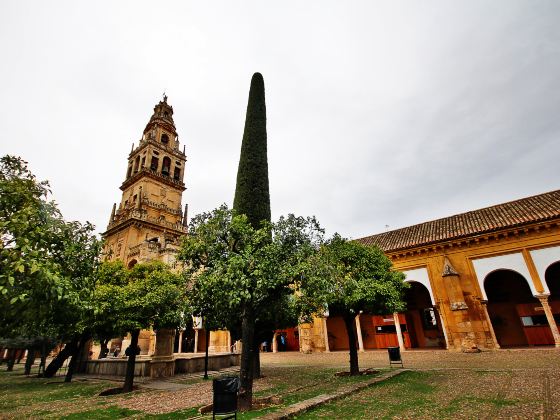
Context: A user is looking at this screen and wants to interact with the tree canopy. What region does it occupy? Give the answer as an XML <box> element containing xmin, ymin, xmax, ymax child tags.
<box><xmin>232</xmin><ymin>72</ymin><xmax>270</xmax><ymax>229</ymax></box>
<box><xmin>316</xmin><ymin>234</ymin><xmax>407</xmax><ymax>375</ymax></box>
<box><xmin>0</xmin><ymin>155</ymin><xmax>101</xmax><ymax>345</ymax></box>
<box><xmin>179</xmin><ymin>205</ymin><xmax>326</xmax><ymax>407</ymax></box>
<box><xmin>92</xmin><ymin>260</ymin><xmax>187</xmax><ymax>391</ymax></box>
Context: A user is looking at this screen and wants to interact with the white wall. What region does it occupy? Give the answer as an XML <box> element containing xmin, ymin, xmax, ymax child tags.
<box><xmin>529</xmin><ymin>246</ymin><xmax>560</xmax><ymax>294</ymax></box>
<box><xmin>471</xmin><ymin>252</ymin><xmax>536</xmax><ymax>299</ymax></box>
<box><xmin>402</xmin><ymin>267</ymin><xmax>436</xmax><ymax>305</ymax></box>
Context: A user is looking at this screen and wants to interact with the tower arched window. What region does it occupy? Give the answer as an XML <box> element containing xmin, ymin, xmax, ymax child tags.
<box><xmin>127</xmin><ymin>165</ymin><xmax>133</xmax><ymax>178</ymax></box>
<box><xmin>174</xmin><ymin>166</ymin><xmax>181</xmax><ymax>180</ymax></box>
<box><xmin>134</xmin><ymin>156</ymin><xmax>140</xmax><ymax>173</ymax></box>
<box><xmin>162</xmin><ymin>156</ymin><xmax>171</xmax><ymax>176</ymax></box>
<box><xmin>150</xmin><ymin>155</ymin><xmax>159</xmax><ymax>171</ymax></box>
<box><xmin>161</xmin><ymin>134</ymin><xmax>169</xmax><ymax>144</ymax></box>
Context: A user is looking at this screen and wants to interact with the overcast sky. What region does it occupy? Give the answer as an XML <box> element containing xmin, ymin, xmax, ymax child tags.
<box><xmin>1</xmin><ymin>1</ymin><xmax>559</xmax><ymax>239</ymax></box>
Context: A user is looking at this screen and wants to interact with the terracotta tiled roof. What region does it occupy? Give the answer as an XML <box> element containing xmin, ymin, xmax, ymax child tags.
<box><xmin>357</xmin><ymin>190</ymin><xmax>560</xmax><ymax>252</ymax></box>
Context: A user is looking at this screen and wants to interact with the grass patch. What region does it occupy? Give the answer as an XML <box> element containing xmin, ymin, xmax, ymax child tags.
<box><xmin>295</xmin><ymin>370</ymin><xmax>523</xmax><ymax>419</ymax></box>
<box><xmin>0</xmin><ymin>366</ymin><xmax>115</xmax><ymax>418</ymax></box>
<box><xmin>60</xmin><ymin>405</ymin><xmax>141</xmax><ymax>419</ymax></box>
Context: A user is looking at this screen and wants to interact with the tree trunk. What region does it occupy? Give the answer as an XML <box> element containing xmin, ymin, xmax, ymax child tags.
<box><xmin>238</xmin><ymin>308</ymin><xmax>255</xmax><ymax>411</ymax></box>
<box><xmin>203</xmin><ymin>328</ymin><xmax>210</xmax><ymax>379</ymax></box>
<box><xmin>65</xmin><ymin>333</ymin><xmax>90</xmax><ymax>383</ymax></box>
<box><xmin>251</xmin><ymin>334</ymin><xmax>261</xmax><ymax>379</ymax></box>
<box><xmin>16</xmin><ymin>349</ymin><xmax>25</xmax><ymax>364</ymax></box>
<box><xmin>44</xmin><ymin>338</ymin><xmax>78</xmax><ymax>378</ymax></box>
<box><xmin>123</xmin><ymin>329</ymin><xmax>140</xmax><ymax>393</ymax></box>
<box><xmin>6</xmin><ymin>349</ymin><xmax>16</xmax><ymax>372</ymax></box>
<box><xmin>343</xmin><ymin>314</ymin><xmax>360</xmax><ymax>376</ymax></box>
<box><xmin>37</xmin><ymin>342</ymin><xmax>47</xmax><ymax>377</ymax></box>
<box><xmin>24</xmin><ymin>348</ymin><xmax>36</xmax><ymax>375</ymax></box>
<box><xmin>98</xmin><ymin>338</ymin><xmax>109</xmax><ymax>359</ymax></box>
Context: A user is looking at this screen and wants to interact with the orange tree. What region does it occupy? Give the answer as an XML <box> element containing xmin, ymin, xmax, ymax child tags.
<box><xmin>315</xmin><ymin>234</ymin><xmax>408</xmax><ymax>375</ymax></box>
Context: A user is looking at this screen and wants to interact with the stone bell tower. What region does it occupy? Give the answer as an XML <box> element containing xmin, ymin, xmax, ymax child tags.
<box><xmin>103</xmin><ymin>95</ymin><xmax>188</xmax><ymax>269</ymax></box>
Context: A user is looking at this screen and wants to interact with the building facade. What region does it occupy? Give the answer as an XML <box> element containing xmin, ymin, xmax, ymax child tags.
<box><xmin>299</xmin><ymin>190</ymin><xmax>560</xmax><ymax>352</ymax></box>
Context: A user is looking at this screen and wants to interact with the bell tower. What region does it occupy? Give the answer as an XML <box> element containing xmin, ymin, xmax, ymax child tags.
<box><xmin>103</xmin><ymin>96</ymin><xmax>188</xmax><ymax>268</ymax></box>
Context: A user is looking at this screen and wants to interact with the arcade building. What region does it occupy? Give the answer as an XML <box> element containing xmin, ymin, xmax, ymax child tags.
<box><xmin>297</xmin><ymin>190</ymin><xmax>560</xmax><ymax>352</ymax></box>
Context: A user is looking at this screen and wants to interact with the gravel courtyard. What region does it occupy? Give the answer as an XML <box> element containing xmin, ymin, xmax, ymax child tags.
<box><xmin>1</xmin><ymin>348</ymin><xmax>558</xmax><ymax>418</ymax></box>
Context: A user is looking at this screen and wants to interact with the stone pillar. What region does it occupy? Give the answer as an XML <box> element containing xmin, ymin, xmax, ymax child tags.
<box><xmin>193</xmin><ymin>329</ymin><xmax>199</xmax><ymax>354</ymax></box>
<box><xmin>227</xmin><ymin>331</ymin><xmax>232</xmax><ymax>353</ymax></box>
<box><xmin>435</xmin><ymin>303</ymin><xmax>450</xmax><ymax>350</ymax></box>
<box><xmin>151</xmin><ymin>328</ymin><xmax>175</xmax><ymax>378</ymax></box>
<box><xmin>393</xmin><ymin>313</ymin><xmax>405</xmax><ymax>352</ymax></box>
<box><xmin>355</xmin><ymin>315</ymin><xmax>364</xmax><ymax>352</ymax></box>
<box><xmin>481</xmin><ymin>300</ymin><xmax>500</xmax><ymax>349</ymax></box>
<box><xmin>537</xmin><ymin>295</ymin><xmax>560</xmax><ymax>348</ymax></box>
<box><xmin>322</xmin><ymin>318</ymin><xmax>330</xmax><ymax>352</ymax></box>
<box><xmin>299</xmin><ymin>323</ymin><xmax>313</xmax><ymax>353</ymax></box>
<box><xmin>272</xmin><ymin>332</ymin><xmax>278</xmax><ymax>353</ymax></box>
<box><xmin>178</xmin><ymin>330</ymin><xmax>184</xmax><ymax>353</ymax></box>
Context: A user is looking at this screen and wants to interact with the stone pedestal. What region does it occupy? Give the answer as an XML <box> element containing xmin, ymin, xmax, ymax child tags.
<box><xmin>150</xmin><ymin>328</ymin><xmax>175</xmax><ymax>378</ymax></box>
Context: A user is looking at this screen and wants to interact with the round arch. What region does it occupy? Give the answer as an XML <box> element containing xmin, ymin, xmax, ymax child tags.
<box><xmin>402</xmin><ymin>281</ymin><xmax>446</xmax><ymax>348</ymax></box>
<box><xmin>472</xmin><ymin>253</ymin><xmax>538</xmax><ymax>299</ymax></box>
<box><xmin>127</xmin><ymin>259</ymin><xmax>138</xmax><ymax>269</ymax></box>
<box><xmin>401</xmin><ymin>267</ymin><xmax>436</xmax><ymax>305</ymax></box>
<box><xmin>484</xmin><ymin>269</ymin><xmax>553</xmax><ymax>347</ymax></box>
<box><xmin>545</xmin><ymin>261</ymin><xmax>560</xmax><ymax>299</ymax></box>
<box><xmin>530</xmin><ymin>246</ymin><xmax>560</xmax><ymax>295</ymax></box>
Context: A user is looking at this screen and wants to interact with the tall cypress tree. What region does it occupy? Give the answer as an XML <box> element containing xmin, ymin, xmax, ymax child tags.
<box><xmin>233</xmin><ymin>72</ymin><xmax>271</xmax><ymax>410</ymax></box>
<box><xmin>233</xmin><ymin>72</ymin><xmax>271</xmax><ymax>228</ymax></box>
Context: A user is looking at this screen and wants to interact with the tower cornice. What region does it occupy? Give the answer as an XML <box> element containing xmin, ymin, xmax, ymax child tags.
<box><xmin>103</xmin><ymin>210</ymin><xmax>188</xmax><ymax>238</ymax></box>
<box><xmin>120</xmin><ymin>167</ymin><xmax>186</xmax><ymax>192</ymax></box>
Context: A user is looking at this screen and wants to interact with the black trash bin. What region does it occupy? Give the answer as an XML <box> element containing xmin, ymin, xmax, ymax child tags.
<box><xmin>387</xmin><ymin>346</ymin><xmax>403</xmax><ymax>368</ymax></box>
<box><xmin>213</xmin><ymin>376</ymin><xmax>240</xmax><ymax>420</ymax></box>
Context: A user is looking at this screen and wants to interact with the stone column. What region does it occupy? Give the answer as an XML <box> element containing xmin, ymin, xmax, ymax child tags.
<box><xmin>481</xmin><ymin>300</ymin><xmax>500</xmax><ymax>349</ymax></box>
<box><xmin>393</xmin><ymin>313</ymin><xmax>405</xmax><ymax>351</ymax></box>
<box><xmin>272</xmin><ymin>332</ymin><xmax>278</xmax><ymax>353</ymax></box>
<box><xmin>227</xmin><ymin>331</ymin><xmax>232</xmax><ymax>353</ymax></box>
<box><xmin>537</xmin><ymin>295</ymin><xmax>560</xmax><ymax>348</ymax></box>
<box><xmin>178</xmin><ymin>330</ymin><xmax>184</xmax><ymax>353</ymax></box>
<box><xmin>193</xmin><ymin>329</ymin><xmax>199</xmax><ymax>354</ymax></box>
<box><xmin>355</xmin><ymin>315</ymin><xmax>364</xmax><ymax>352</ymax></box>
<box><xmin>322</xmin><ymin>318</ymin><xmax>330</xmax><ymax>352</ymax></box>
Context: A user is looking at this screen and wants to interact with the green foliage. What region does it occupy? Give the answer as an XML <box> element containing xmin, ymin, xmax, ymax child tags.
<box><xmin>0</xmin><ymin>155</ymin><xmax>101</xmax><ymax>342</ymax></box>
<box><xmin>232</xmin><ymin>72</ymin><xmax>271</xmax><ymax>229</ymax></box>
<box><xmin>92</xmin><ymin>261</ymin><xmax>187</xmax><ymax>337</ymax></box>
<box><xmin>317</xmin><ymin>234</ymin><xmax>408</xmax><ymax>317</ymax></box>
<box><xmin>179</xmin><ymin>205</ymin><xmax>326</xmax><ymax>332</ymax></box>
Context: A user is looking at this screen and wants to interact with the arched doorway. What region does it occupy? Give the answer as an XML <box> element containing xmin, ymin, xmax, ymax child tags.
<box><xmin>326</xmin><ymin>317</ymin><xmax>350</xmax><ymax>350</ymax></box>
<box><xmin>403</xmin><ymin>282</ymin><xmax>445</xmax><ymax>348</ymax></box>
<box><xmin>360</xmin><ymin>282</ymin><xmax>445</xmax><ymax>350</ymax></box>
<box><xmin>485</xmin><ymin>269</ymin><xmax>552</xmax><ymax>347</ymax></box>
<box><xmin>545</xmin><ymin>261</ymin><xmax>560</xmax><ymax>327</ymax></box>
